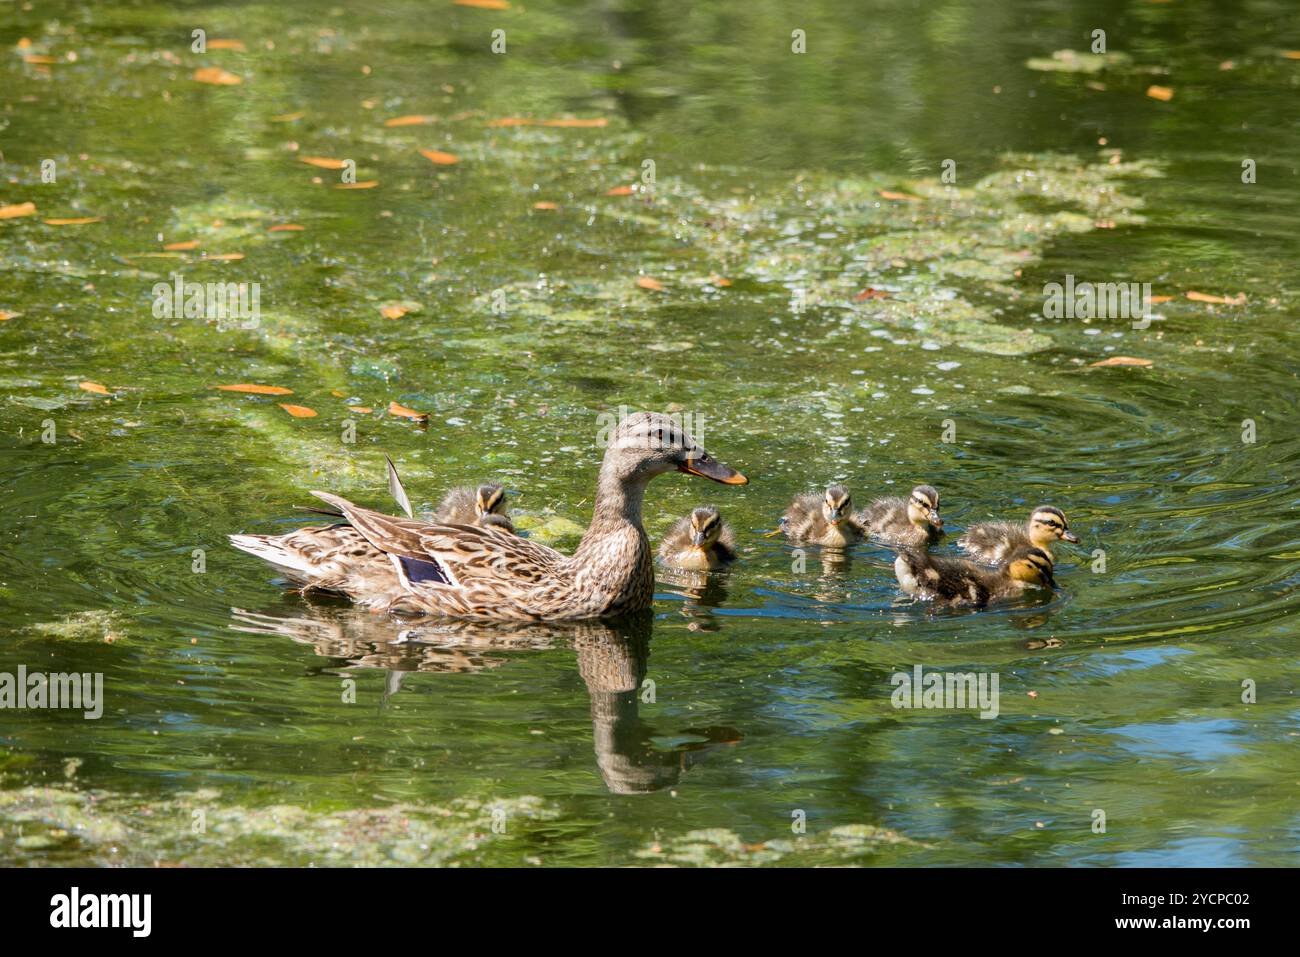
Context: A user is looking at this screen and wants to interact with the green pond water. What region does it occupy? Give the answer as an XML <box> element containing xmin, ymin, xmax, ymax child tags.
<box><xmin>1</xmin><ymin>0</ymin><xmax>1298</xmax><ymax>866</ymax></box>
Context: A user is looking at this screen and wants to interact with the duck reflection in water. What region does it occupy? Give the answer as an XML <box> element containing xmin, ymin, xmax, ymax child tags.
<box><xmin>229</xmin><ymin>603</ymin><xmax>741</xmax><ymax>793</ymax></box>
<box><xmin>657</xmin><ymin>566</ymin><xmax>731</xmax><ymax>632</ymax></box>
<box><xmin>572</xmin><ymin>610</ymin><xmax>742</xmax><ymax>793</ymax></box>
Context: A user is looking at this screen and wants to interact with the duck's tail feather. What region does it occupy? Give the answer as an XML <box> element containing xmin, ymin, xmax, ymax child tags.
<box><xmin>229</xmin><ymin>533</ymin><xmax>318</xmax><ymax>581</ymax></box>
<box><xmin>385</xmin><ymin>454</ymin><xmax>414</xmax><ymax>519</ymax></box>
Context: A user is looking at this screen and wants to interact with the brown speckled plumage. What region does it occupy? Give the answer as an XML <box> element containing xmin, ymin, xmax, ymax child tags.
<box><xmin>232</xmin><ymin>412</ymin><xmax>746</xmax><ymax>621</ymax></box>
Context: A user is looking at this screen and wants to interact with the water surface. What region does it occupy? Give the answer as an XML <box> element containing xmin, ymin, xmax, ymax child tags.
<box><xmin>1</xmin><ymin>0</ymin><xmax>1298</xmax><ymax>866</ymax></box>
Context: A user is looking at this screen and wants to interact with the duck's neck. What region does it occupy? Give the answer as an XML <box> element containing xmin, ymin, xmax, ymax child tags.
<box><xmin>576</xmin><ymin>465</ymin><xmax>649</xmax><ymax>551</ymax></box>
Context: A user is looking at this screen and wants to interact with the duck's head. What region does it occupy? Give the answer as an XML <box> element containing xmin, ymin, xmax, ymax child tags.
<box><xmin>821</xmin><ymin>485</ymin><xmax>853</xmax><ymax>527</ymax></box>
<box><xmin>689</xmin><ymin>506</ymin><xmax>724</xmax><ymax>548</ymax></box>
<box><xmin>475</xmin><ymin>483</ymin><xmax>508</xmax><ymax>518</ymax></box>
<box><xmin>907</xmin><ymin>484</ymin><xmax>942</xmax><ymax>530</ymax></box>
<box><xmin>602</xmin><ymin>411</ymin><xmax>747</xmax><ymax>486</ymax></box>
<box><xmin>1027</xmin><ymin>505</ymin><xmax>1079</xmax><ymax>547</ymax></box>
<box><xmin>1007</xmin><ymin>545</ymin><xmax>1056</xmax><ymax>589</ymax></box>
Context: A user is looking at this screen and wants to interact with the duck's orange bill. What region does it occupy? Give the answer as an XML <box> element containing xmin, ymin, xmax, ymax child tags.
<box><xmin>679</xmin><ymin>458</ymin><xmax>748</xmax><ymax>485</ymax></box>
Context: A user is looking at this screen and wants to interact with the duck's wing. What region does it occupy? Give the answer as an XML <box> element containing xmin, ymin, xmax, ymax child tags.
<box><xmin>782</xmin><ymin>492</ymin><xmax>821</xmax><ymax>525</ymax></box>
<box><xmin>656</xmin><ymin>514</ymin><xmax>694</xmax><ymax>560</ymax></box>
<box><xmin>957</xmin><ymin>521</ymin><xmax>1024</xmax><ymax>562</ymax></box>
<box><xmin>857</xmin><ymin>496</ymin><xmax>904</xmax><ymax>528</ymax></box>
<box><xmin>310</xmin><ymin>491</ymin><xmax>564</xmax><ymax>594</ymax></box>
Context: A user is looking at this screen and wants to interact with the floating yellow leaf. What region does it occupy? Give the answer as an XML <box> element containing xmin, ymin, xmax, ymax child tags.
<box><xmin>216</xmin><ymin>384</ymin><xmax>293</xmax><ymax>395</ymax></box>
<box><xmin>348</xmin><ymin>405</ymin><xmax>373</xmax><ymax>414</ymax></box>
<box><xmin>605</xmin><ymin>185</ymin><xmax>634</xmax><ymax>196</ymax></box>
<box><xmin>278</xmin><ymin>403</ymin><xmax>318</xmax><ymax>418</ymax></box>
<box><xmin>1186</xmin><ymin>290</ymin><xmax>1246</xmax><ymax>305</ymax></box>
<box><xmin>44</xmin><ymin>216</ymin><xmax>101</xmax><ymax>225</ymax></box>
<box><xmin>879</xmin><ymin>189</ymin><xmax>921</xmax><ymax>201</ymax></box>
<box><xmin>385</xmin><ymin>115</ymin><xmax>437</xmax><ymax>127</ymax></box>
<box><xmin>1280</xmin><ymin>50</ymin><xmax>1300</xmax><ymax>60</ymax></box>
<box><xmin>420</xmin><ymin>148</ymin><xmax>460</xmax><ymax>165</ymax></box>
<box><xmin>335</xmin><ymin>181</ymin><xmax>379</xmax><ymax>189</ymax></box>
<box><xmin>487</xmin><ymin>117</ymin><xmax>533</xmax><ymax>127</ymax></box>
<box><xmin>533</xmin><ymin>201</ymin><xmax>559</xmax><ymax>210</ymax></box>
<box><xmin>268</xmin><ymin>223</ymin><xmax>305</xmax><ymax>232</ymax></box>
<box><xmin>206</xmin><ymin>39</ymin><xmax>246</xmax><ymax>51</ymax></box>
<box><xmin>79</xmin><ymin>381</ymin><xmax>111</xmax><ymax>394</ymax></box>
<box><xmin>0</xmin><ymin>311</ymin><xmax>20</xmax><ymax>321</ymax></box>
<box><xmin>1090</xmin><ymin>356</ymin><xmax>1153</xmax><ymax>367</ymax></box>
<box><xmin>454</xmin><ymin>0</ymin><xmax>510</xmax><ymax>8</ymax></box>
<box><xmin>388</xmin><ymin>401</ymin><xmax>429</xmax><ymax>421</ymax></box>
<box><xmin>1145</xmin><ymin>85</ymin><xmax>1174</xmax><ymax>101</ymax></box>
<box><xmin>706</xmin><ymin>273</ymin><xmax>732</xmax><ymax>287</ymax></box>
<box><xmin>271</xmin><ymin>111</ymin><xmax>305</xmax><ymax>122</ymax></box>
<box><xmin>381</xmin><ymin>304</ymin><xmax>408</xmax><ymax>319</ymax></box>
<box><xmin>164</xmin><ymin>239</ymin><xmax>200</xmax><ymax>250</ymax></box>
<box><xmin>637</xmin><ymin>276</ymin><xmax>665</xmax><ymax>292</ymax></box>
<box><xmin>542</xmin><ymin>117</ymin><xmax>607</xmax><ymax>128</ymax></box>
<box><xmin>193</xmin><ymin>66</ymin><xmax>242</xmax><ymax>86</ymax></box>
<box><xmin>22</xmin><ymin>54</ymin><xmax>56</xmax><ymax>65</ymax></box>
<box><xmin>202</xmin><ymin>252</ymin><xmax>245</xmax><ymax>261</ymax></box>
<box><xmin>300</xmin><ymin>156</ymin><xmax>348</xmax><ymax>169</ymax></box>
<box><xmin>0</xmin><ymin>202</ymin><xmax>37</xmax><ymax>220</ymax></box>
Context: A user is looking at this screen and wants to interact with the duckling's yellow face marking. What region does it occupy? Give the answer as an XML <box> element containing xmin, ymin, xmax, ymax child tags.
<box><xmin>1008</xmin><ymin>547</ymin><xmax>1055</xmax><ymax>588</ymax></box>
<box><xmin>1029</xmin><ymin>506</ymin><xmax>1077</xmax><ymax>546</ymax></box>
<box><xmin>907</xmin><ymin>485</ymin><xmax>942</xmax><ymax>529</ymax></box>
<box><xmin>822</xmin><ymin>485</ymin><xmax>852</xmax><ymax>526</ymax></box>
<box><xmin>475</xmin><ymin>484</ymin><xmax>506</xmax><ymax>517</ymax></box>
<box><xmin>690</xmin><ymin>507</ymin><xmax>722</xmax><ymax>548</ymax></box>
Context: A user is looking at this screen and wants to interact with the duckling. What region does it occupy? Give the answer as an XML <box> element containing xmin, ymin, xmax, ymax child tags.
<box><xmin>385</xmin><ymin>455</ymin><xmax>515</xmax><ymax>534</ymax></box>
<box><xmin>894</xmin><ymin>544</ymin><xmax>1055</xmax><ymax>608</ymax></box>
<box><xmin>432</xmin><ymin>482</ymin><xmax>514</xmax><ymax>533</ymax></box>
<box><xmin>958</xmin><ymin>505</ymin><xmax>1079</xmax><ymax>564</ymax></box>
<box><xmin>658</xmin><ymin>506</ymin><xmax>737</xmax><ymax>570</ymax></box>
<box><xmin>780</xmin><ymin>485</ymin><xmax>869</xmax><ymax>547</ymax></box>
<box><xmin>857</xmin><ymin>484</ymin><xmax>943</xmax><ymax>548</ymax></box>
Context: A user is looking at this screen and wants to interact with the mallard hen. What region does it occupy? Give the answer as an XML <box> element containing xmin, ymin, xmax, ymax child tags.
<box><xmin>958</xmin><ymin>505</ymin><xmax>1078</xmax><ymax>564</ymax></box>
<box><xmin>232</xmin><ymin>412</ymin><xmax>746</xmax><ymax>621</ymax></box>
